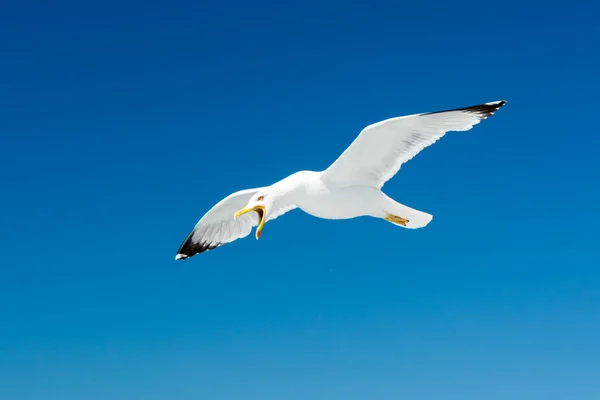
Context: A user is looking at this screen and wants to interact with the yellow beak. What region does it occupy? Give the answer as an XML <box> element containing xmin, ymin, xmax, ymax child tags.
<box><xmin>234</xmin><ymin>205</ymin><xmax>266</xmax><ymax>239</ymax></box>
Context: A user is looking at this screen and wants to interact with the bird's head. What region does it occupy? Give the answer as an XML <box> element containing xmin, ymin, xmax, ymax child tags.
<box><xmin>233</xmin><ymin>191</ymin><xmax>274</xmax><ymax>239</ymax></box>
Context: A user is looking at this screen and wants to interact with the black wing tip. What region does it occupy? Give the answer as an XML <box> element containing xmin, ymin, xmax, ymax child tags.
<box><xmin>175</xmin><ymin>230</ymin><xmax>220</xmax><ymax>260</ymax></box>
<box><xmin>425</xmin><ymin>100</ymin><xmax>507</xmax><ymax>118</ymax></box>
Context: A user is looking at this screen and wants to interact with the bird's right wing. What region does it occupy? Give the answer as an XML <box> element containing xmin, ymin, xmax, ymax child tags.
<box><xmin>321</xmin><ymin>101</ymin><xmax>506</xmax><ymax>188</ymax></box>
<box><xmin>175</xmin><ymin>188</ymin><xmax>296</xmax><ymax>260</ymax></box>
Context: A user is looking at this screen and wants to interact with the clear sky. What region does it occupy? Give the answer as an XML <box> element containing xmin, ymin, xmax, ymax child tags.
<box><xmin>1</xmin><ymin>0</ymin><xmax>599</xmax><ymax>399</ymax></box>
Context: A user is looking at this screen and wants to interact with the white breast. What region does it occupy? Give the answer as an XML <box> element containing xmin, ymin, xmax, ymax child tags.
<box><xmin>294</xmin><ymin>173</ymin><xmax>384</xmax><ymax>220</ymax></box>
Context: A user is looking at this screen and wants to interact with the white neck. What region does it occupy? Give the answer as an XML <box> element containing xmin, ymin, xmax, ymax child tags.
<box><xmin>268</xmin><ymin>170</ymin><xmax>319</xmax><ymax>208</ymax></box>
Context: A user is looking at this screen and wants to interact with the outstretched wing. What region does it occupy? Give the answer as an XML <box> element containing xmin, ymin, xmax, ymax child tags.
<box><xmin>175</xmin><ymin>188</ymin><xmax>295</xmax><ymax>260</ymax></box>
<box><xmin>321</xmin><ymin>100</ymin><xmax>506</xmax><ymax>188</ymax></box>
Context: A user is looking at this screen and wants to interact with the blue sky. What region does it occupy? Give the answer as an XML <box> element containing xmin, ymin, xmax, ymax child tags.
<box><xmin>1</xmin><ymin>0</ymin><xmax>599</xmax><ymax>399</ymax></box>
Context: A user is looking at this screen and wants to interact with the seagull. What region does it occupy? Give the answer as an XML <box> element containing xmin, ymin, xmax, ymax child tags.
<box><xmin>175</xmin><ymin>100</ymin><xmax>506</xmax><ymax>260</ymax></box>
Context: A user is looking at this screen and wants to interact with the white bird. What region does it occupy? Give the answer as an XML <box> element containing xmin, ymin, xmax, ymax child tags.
<box><xmin>175</xmin><ymin>100</ymin><xmax>506</xmax><ymax>260</ymax></box>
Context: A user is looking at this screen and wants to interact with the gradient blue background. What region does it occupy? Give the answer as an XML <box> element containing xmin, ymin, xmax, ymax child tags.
<box><xmin>1</xmin><ymin>0</ymin><xmax>599</xmax><ymax>399</ymax></box>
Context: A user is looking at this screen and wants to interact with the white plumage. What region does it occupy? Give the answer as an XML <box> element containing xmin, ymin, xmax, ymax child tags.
<box><xmin>176</xmin><ymin>100</ymin><xmax>506</xmax><ymax>260</ymax></box>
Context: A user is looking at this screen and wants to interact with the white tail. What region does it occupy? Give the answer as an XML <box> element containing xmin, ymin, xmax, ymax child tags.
<box><xmin>382</xmin><ymin>194</ymin><xmax>433</xmax><ymax>229</ymax></box>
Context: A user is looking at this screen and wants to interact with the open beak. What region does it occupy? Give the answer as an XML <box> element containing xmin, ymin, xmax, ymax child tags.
<box><xmin>234</xmin><ymin>205</ymin><xmax>266</xmax><ymax>239</ymax></box>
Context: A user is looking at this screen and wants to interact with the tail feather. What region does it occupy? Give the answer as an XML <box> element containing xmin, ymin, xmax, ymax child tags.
<box><xmin>382</xmin><ymin>195</ymin><xmax>432</xmax><ymax>229</ymax></box>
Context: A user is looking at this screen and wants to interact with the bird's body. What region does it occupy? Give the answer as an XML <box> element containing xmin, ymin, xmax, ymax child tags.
<box><xmin>264</xmin><ymin>170</ymin><xmax>428</xmax><ymax>224</ymax></box>
<box><xmin>263</xmin><ymin>171</ymin><xmax>372</xmax><ymax>220</ymax></box>
<box><xmin>175</xmin><ymin>100</ymin><xmax>506</xmax><ymax>260</ymax></box>
<box><xmin>295</xmin><ymin>176</ymin><xmax>384</xmax><ymax>220</ymax></box>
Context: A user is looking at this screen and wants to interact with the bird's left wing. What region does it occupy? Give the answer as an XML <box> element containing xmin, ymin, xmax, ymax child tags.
<box><xmin>321</xmin><ymin>100</ymin><xmax>506</xmax><ymax>188</ymax></box>
<box><xmin>175</xmin><ymin>187</ymin><xmax>295</xmax><ymax>260</ymax></box>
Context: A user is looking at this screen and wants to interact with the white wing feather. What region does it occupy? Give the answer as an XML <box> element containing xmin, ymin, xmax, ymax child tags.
<box><xmin>321</xmin><ymin>101</ymin><xmax>506</xmax><ymax>188</ymax></box>
<box><xmin>176</xmin><ymin>188</ymin><xmax>296</xmax><ymax>260</ymax></box>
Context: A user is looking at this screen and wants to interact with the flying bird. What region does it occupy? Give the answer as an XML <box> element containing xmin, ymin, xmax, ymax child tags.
<box><xmin>175</xmin><ymin>100</ymin><xmax>506</xmax><ymax>260</ymax></box>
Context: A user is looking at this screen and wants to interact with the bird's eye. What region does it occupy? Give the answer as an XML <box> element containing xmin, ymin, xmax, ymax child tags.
<box><xmin>257</xmin><ymin>195</ymin><xmax>264</xmax><ymax>201</ymax></box>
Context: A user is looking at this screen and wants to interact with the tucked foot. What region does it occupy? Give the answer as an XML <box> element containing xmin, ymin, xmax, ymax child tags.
<box><xmin>384</xmin><ymin>214</ymin><xmax>410</xmax><ymax>227</ymax></box>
